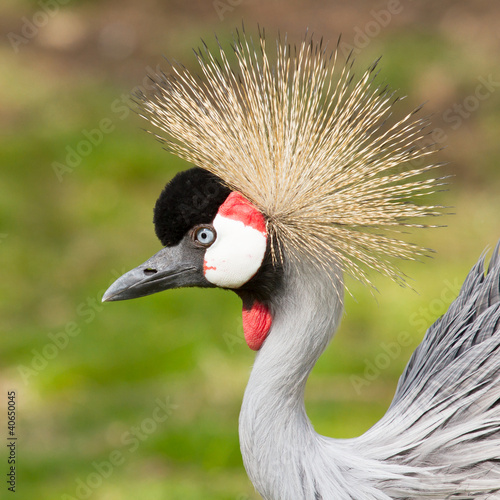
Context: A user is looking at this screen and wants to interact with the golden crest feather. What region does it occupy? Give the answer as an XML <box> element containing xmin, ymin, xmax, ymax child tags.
<box><xmin>136</xmin><ymin>28</ymin><xmax>443</xmax><ymax>286</ymax></box>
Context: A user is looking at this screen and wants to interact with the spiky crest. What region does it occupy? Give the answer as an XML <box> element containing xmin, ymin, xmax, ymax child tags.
<box><xmin>135</xmin><ymin>28</ymin><xmax>444</xmax><ymax>288</ymax></box>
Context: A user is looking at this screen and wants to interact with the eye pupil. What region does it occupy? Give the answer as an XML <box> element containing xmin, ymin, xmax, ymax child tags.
<box><xmin>195</xmin><ymin>227</ymin><xmax>215</xmax><ymax>246</ymax></box>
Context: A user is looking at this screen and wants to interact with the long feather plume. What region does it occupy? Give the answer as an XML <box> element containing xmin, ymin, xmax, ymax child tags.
<box><xmin>135</xmin><ymin>28</ymin><xmax>444</xmax><ymax>287</ymax></box>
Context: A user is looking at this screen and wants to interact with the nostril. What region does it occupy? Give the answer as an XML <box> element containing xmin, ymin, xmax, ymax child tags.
<box><xmin>144</xmin><ymin>268</ymin><xmax>158</xmax><ymax>276</ymax></box>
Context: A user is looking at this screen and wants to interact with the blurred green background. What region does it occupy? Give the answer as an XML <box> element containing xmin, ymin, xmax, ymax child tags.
<box><xmin>1</xmin><ymin>1</ymin><xmax>500</xmax><ymax>498</ymax></box>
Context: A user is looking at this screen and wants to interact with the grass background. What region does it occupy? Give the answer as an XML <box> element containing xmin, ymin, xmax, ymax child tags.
<box><xmin>1</xmin><ymin>1</ymin><xmax>500</xmax><ymax>498</ymax></box>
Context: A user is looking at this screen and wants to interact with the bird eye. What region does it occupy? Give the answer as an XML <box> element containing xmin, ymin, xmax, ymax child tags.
<box><xmin>194</xmin><ymin>226</ymin><xmax>216</xmax><ymax>247</ymax></box>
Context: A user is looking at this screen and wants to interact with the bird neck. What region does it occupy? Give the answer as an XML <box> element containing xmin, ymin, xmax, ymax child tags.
<box><xmin>239</xmin><ymin>257</ymin><xmax>345</xmax><ymax>498</ymax></box>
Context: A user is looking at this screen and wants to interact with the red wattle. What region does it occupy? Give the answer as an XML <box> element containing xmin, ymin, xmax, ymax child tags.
<box><xmin>218</xmin><ymin>192</ymin><xmax>266</xmax><ymax>234</ymax></box>
<box><xmin>242</xmin><ymin>301</ymin><xmax>272</xmax><ymax>351</ymax></box>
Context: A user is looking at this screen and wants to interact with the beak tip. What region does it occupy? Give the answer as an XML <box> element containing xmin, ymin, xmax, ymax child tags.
<box><xmin>101</xmin><ymin>288</ymin><xmax>116</xmax><ymax>303</ymax></box>
<box><xmin>102</xmin><ymin>280</ymin><xmax>128</xmax><ymax>302</ymax></box>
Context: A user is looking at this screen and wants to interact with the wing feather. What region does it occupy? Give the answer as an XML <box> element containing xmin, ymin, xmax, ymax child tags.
<box><xmin>354</xmin><ymin>242</ymin><xmax>500</xmax><ymax>496</ymax></box>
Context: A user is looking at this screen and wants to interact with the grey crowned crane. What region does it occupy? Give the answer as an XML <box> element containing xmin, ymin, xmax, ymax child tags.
<box><xmin>103</xmin><ymin>30</ymin><xmax>500</xmax><ymax>499</ymax></box>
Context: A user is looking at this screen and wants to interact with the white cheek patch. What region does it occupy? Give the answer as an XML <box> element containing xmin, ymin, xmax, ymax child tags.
<box><xmin>204</xmin><ymin>193</ymin><xmax>267</xmax><ymax>288</ymax></box>
<box><xmin>204</xmin><ymin>215</ymin><xmax>267</xmax><ymax>288</ymax></box>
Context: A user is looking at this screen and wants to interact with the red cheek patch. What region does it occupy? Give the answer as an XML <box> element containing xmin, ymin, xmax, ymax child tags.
<box><xmin>242</xmin><ymin>301</ymin><xmax>272</xmax><ymax>350</ymax></box>
<box><xmin>218</xmin><ymin>192</ymin><xmax>266</xmax><ymax>234</ymax></box>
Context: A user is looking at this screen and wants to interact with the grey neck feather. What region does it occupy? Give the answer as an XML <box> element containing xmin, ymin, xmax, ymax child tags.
<box><xmin>239</xmin><ymin>256</ymin><xmax>350</xmax><ymax>499</ymax></box>
<box><xmin>239</xmin><ymin>258</ymin><xmax>421</xmax><ymax>499</ymax></box>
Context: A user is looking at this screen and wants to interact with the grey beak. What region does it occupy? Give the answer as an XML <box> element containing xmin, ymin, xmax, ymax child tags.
<box><xmin>102</xmin><ymin>241</ymin><xmax>208</xmax><ymax>302</ymax></box>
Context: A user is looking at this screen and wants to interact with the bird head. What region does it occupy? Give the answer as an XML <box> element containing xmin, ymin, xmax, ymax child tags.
<box><xmin>103</xmin><ymin>167</ymin><xmax>281</xmax><ymax>350</ymax></box>
<box><xmin>103</xmin><ymin>28</ymin><xmax>443</xmax><ymax>350</ymax></box>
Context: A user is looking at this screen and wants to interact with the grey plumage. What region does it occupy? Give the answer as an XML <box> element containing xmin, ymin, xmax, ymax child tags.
<box><xmin>355</xmin><ymin>241</ymin><xmax>500</xmax><ymax>498</ymax></box>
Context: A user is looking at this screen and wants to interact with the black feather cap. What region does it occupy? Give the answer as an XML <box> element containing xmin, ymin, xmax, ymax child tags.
<box><xmin>153</xmin><ymin>167</ymin><xmax>232</xmax><ymax>247</ymax></box>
